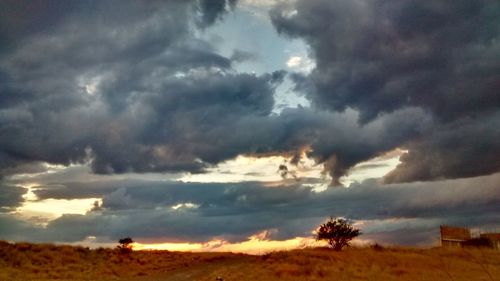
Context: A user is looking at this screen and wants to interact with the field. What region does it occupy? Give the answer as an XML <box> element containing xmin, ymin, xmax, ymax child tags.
<box><xmin>1</xmin><ymin>241</ymin><xmax>500</xmax><ymax>281</ymax></box>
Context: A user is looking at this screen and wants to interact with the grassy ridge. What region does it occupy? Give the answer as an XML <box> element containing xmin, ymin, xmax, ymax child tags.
<box><xmin>0</xmin><ymin>241</ymin><xmax>241</xmax><ymax>280</ymax></box>
<box><xmin>1</xmin><ymin>241</ymin><xmax>500</xmax><ymax>280</ymax></box>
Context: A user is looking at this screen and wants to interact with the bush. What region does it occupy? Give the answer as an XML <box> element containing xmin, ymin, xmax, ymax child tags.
<box><xmin>371</xmin><ymin>243</ymin><xmax>385</xmax><ymax>251</ymax></box>
<box><xmin>316</xmin><ymin>217</ymin><xmax>360</xmax><ymax>251</ymax></box>
<box><xmin>117</xmin><ymin>237</ymin><xmax>134</xmax><ymax>253</ymax></box>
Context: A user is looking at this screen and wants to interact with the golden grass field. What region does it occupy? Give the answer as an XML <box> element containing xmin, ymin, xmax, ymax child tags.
<box><xmin>1</xmin><ymin>241</ymin><xmax>500</xmax><ymax>281</ymax></box>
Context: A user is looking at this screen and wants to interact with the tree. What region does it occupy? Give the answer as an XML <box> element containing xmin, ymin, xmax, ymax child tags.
<box><xmin>316</xmin><ymin>217</ymin><xmax>360</xmax><ymax>251</ymax></box>
<box><xmin>117</xmin><ymin>237</ymin><xmax>134</xmax><ymax>253</ymax></box>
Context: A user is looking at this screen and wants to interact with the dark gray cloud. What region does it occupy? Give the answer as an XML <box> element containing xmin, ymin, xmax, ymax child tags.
<box><xmin>0</xmin><ymin>184</ymin><xmax>25</xmax><ymax>212</ymax></box>
<box><xmin>88</xmin><ymin>71</ymin><xmax>285</xmax><ymax>174</ymax></box>
<box><xmin>8</xmin><ymin>103</ymin><xmax>426</xmax><ymax>188</ymax></box>
<box><xmin>0</xmin><ymin>214</ymin><xmax>40</xmax><ymax>240</ymax></box>
<box><xmin>196</xmin><ymin>0</ymin><xmax>238</xmax><ymax>27</ymax></box>
<box><xmin>0</xmin><ymin>0</ymin><xmax>285</xmax><ymax>177</ymax></box>
<box><xmin>271</xmin><ymin>0</ymin><xmax>500</xmax><ymax>182</ymax></box>
<box><xmin>384</xmin><ymin>112</ymin><xmax>500</xmax><ymax>183</ymax></box>
<box><xmin>271</xmin><ymin>0</ymin><xmax>500</xmax><ymax>121</ymax></box>
<box><xmin>230</xmin><ymin>49</ymin><xmax>258</xmax><ymax>63</ymax></box>
<box><xmin>0</xmin><ymin>0</ymin><xmax>235</xmax><ymax>52</ymax></box>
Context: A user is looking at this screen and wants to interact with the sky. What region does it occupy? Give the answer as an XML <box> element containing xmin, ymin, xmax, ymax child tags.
<box><xmin>1</xmin><ymin>0</ymin><xmax>500</xmax><ymax>253</ymax></box>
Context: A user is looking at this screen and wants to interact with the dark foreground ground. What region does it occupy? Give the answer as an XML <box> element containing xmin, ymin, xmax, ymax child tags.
<box><xmin>1</xmin><ymin>241</ymin><xmax>500</xmax><ymax>280</ymax></box>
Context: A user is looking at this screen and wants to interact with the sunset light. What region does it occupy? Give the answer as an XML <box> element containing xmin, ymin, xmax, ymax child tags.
<box><xmin>1</xmin><ymin>0</ymin><xmax>500</xmax><ymax>279</ymax></box>
<box><xmin>132</xmin><ymin>234</ymin><xmax>323</xmax><ymax>254</ymax></box>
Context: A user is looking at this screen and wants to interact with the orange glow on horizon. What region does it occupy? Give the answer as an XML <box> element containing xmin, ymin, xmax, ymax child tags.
<box><xmin>132</xmin><ymin>235</ymin><xmax>324</xmax><ymax>254</ymax></box>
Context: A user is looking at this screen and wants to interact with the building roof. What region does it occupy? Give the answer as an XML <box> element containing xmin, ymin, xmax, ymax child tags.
<box><xmin>440</xmin><ymin>225</ymin><xmax>471</xmax><ymax>241</ymax></box>
<box><xmin>480</xmin><ymin>233</ymin><xmax>500</xmax><ymax>241</ymax></box>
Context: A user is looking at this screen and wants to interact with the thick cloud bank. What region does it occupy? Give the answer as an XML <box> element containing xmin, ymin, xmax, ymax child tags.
<box><xmin>2</xmin><ymin>173</ymin><xmax>500</xmax><ymax>245</ymax></box>
<box><xmin>271</xmin><ymin>0</ymin><xmax>500</xmax><ymax>182</ymax></box>
<box><xmin>1</xmin><ymin>0</ymin><xmax>499</xmax><ymax>184</ymax></box>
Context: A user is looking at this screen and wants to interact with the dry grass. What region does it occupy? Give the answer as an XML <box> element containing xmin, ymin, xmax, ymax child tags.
<box><xmin>1</xmin><ymin>241</ymin><xmax>500</xmax><ymax>280</ymax></box>
<box><xmin>0</xmin><ymin>240</ymin><xmax>242</xmax><ymax>281</ymax></box>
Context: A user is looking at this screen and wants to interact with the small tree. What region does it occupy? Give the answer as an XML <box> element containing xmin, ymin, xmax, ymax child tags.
<box><xmin>316</xmin><ymin>217</ymin><xmax>360</xmax><ymax>251</ymax></box>
<box><xmin>117</xmin><ymin>237</ymin><xmax>134</xmax><ymax>253</ymax></box>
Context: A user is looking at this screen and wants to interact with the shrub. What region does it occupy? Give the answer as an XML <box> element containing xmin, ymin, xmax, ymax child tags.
<box><xmin>316</xmin><ymin>217</ymin><xmax>360</xmax><ymax>251</ymax></box>
<box><xmin>371</xmin><ymin>243</ymin><xmax>385</xmax><ymax>251</ymax></box>
<box><xmin>117</xmin><ymin>237</ymin><xmax>134</xmax><ymax>253</ymax></box>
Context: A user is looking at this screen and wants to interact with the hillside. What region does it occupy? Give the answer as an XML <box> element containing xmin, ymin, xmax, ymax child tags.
<box><xmin>1</xmin><ymin>241</ymin><xmax>500</xmax><ymax>281</ymax></box>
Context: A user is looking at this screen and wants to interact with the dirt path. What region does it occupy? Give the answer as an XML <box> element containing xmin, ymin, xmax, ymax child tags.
<box><xmin>126</xmin><ymin>256</ymin><xmax>255</xmax><ymax>281</ymax></box>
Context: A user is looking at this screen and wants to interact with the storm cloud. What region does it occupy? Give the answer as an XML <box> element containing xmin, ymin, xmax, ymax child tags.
<box><xmin>0</xmin><ymin>184</ymin><xmax>25</xmax><ymax>212</ymax></box>
<box><xmin>0</xmin><ymin>0</ymin><xmax>286</xmax><ymax>176</ymax></box>
<box><xmin>271</xmin><ymin>0</ymin><xmax>500</xmax><ymax>182</ymax></box>
<box><xmin>2</xmin><ymin>0</ymin><xmax>498</xmax><ymax>184</ymax></box>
